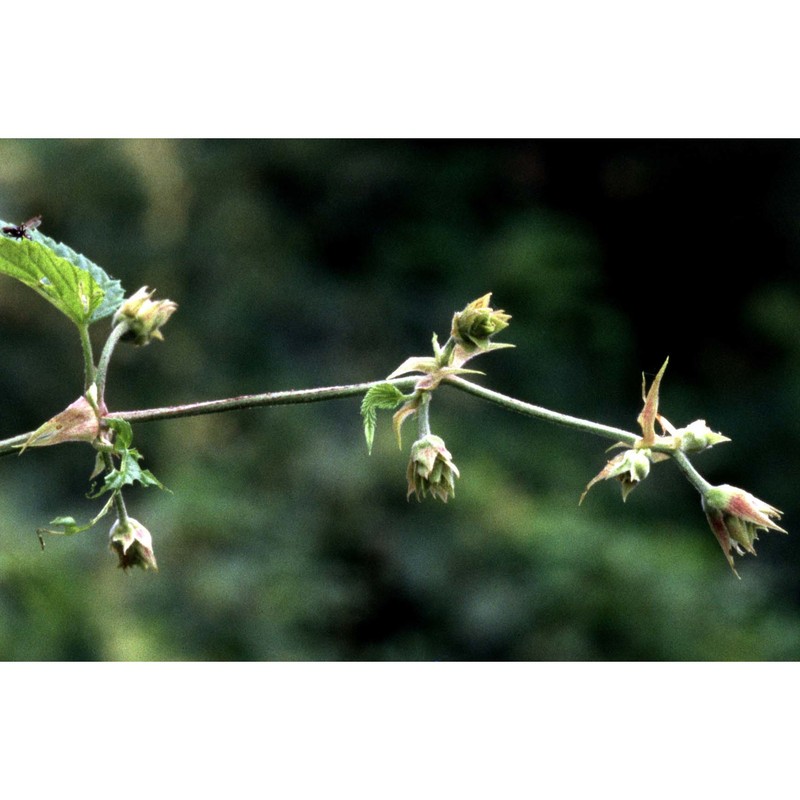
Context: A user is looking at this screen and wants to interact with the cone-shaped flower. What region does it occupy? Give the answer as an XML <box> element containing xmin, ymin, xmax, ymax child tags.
<box><xmin>452</xmin><ymin>293</ymin><xmax>511</xmax><ymax>349</ymax></box>
<box><xmin>702</xmin><ymin>484</ymin><xmax>786</xmax><ymax>576</ymax></box>
<box><xmin>580</xmin><ymin>448</ymin><xmax>652</xmax><ymax>504</ymax></box>
<box><xmin>450</xmin><ymin>294</ymin><xmax>513</xmax><ymax>366</ymax></box>
<box><xmin>109</xmin><ymin>517</ymin><xmax>158</xmax><ymax>571</ymax></box>
<box><xmin>406</xmin><ymin>434</ymin><xmax>460</xmax><ymax>503</ymax></box>
<box><xmin>113</xmin><ymin>286</ymin><xmax>178</xmax><ymax>346</ymax></box>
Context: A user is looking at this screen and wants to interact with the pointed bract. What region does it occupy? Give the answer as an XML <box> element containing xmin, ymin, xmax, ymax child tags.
<box><xmin>451</xmin><ymin>293</ymin><xmax>511</xmax><ymax>353</ymax></box>
<box><xmin>392</xmin><ymin>396</ymin><xmax>422</xmax><ymax>449</ymax></box>
<box><xmin>580</xmin><ymin>448</ymin><xmax>652</xmax><ymax>504</ymax></box>
<box><xmin>702</xmin><ymin>484</ymin><xmax>786</xmax><ymax>577</ymax></box>
<box><xmin>18</xmin><ymin>391</ymin><xmax>106</xmax><ymax>453</ymax></box>
<box><xmin>406</xmin><ymin>434</ymin><xmax>460</xmax><ymax>503</ymax></box>
<box><xmin>637</xmin><ymin>357</ymin><xmax>669</xmax><ymax>446</ymax></box>
<box><xmin>109</xmin><ymin>517</ymin><xmax>158</xmax><ymax>571</ymax></box>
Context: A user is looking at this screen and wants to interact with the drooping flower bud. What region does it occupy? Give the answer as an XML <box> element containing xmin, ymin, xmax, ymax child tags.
<box><xmin>701</xmin><ymin>484</ymin><xmax>786</xmax><ymax>576</ymax></box>
<box><xmin>580</xmin><ymin>447</ymin><xmax>653</xmax><ymax>504</ymax></box>
<box><xmin>109</xmin><ymin>517</ymin><xmax>158</xmax><ymax>571</ymax></box>
<box><xmin>113</xmin><ymin>286</ymin><xmax>178</xmax><ymax>346</ymax></box>
<box><xmin>406</xmin><ymin>434</ymin><xmax>460</xmax><ymax>503</ymax></box>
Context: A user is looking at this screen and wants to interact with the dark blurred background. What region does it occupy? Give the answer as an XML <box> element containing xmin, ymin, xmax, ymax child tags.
<box><xmin>0</xmin><ymin>139</ymin><xmax>798</xmax><ymax>660</ymax></box>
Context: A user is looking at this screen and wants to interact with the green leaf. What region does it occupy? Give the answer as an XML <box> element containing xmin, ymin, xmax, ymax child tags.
<box><xmin>105</xmin><ymin>417</ymin><xmax>133</xmax><ymax>451</ymax></box>
<box><xmin>49</xmin><ymin>515</ymin><xmax>79</xmax><ymax>529</ymax></box>
<box><xmin>34</xmin><ymin>229</ymin><xmax>124</xmax><ymax>322</ymax></box>
<box><xmin>361</xmin><ymin>383</ymin><xmax>406</xmax><ymax>454</ymax></box>
<box><xmin>0</xmin><ymin>229</ymin><xmax>102</xmax><ymax>325</ymax></box>
<box><xmin>41</xmin><ymin>516</ymin><xmax>96</xmax><ymax>537</ymax></box>
<box><xmin>89</xmin><ymin>447</ymin><xmax>166</xmax><ymax>498</ymax></box>
<box><xmin>0</xmin><ymin>219</ymin><xmax>125</xmax><ymax>325</ymax></box>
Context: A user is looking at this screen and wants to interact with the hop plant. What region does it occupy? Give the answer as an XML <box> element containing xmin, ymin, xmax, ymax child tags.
<box><xmin>451</xmin><ymin>293</ymin><xmax>511</xmax><ymax>350</ymax></box>
<box><xmin>109</xmin><ymin>517</ymin><xmax>158</xmax><ymax>571</ymax></box>
<box><xmin>406</xmin><ymin>434</ymin><xmax>460</xmax><ymax>503</ymax></box>
<box><xmin>113</xmin><ymin>286</ymin><xmax>178</xmax><ymax>345</ymax></box>
<box><xmin>0</xmin><ymin>215</ymin><xmax>789</xmax><ymax>580</ymax></box>
<box><xmin>702</xmin><ymin>484</ymin><xmax>786</xmax><ymax>576</ymax></box>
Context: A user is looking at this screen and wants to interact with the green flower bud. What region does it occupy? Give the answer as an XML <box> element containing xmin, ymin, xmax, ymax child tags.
<box><xmin>676</xmin><ymin>419</ymin><xmax>730</xmax><ymax>453</ymax></box>
<box><xmin>616</xmin><ymin>448</ymin><xmax>651</xmax><ymax>500</ymax></box>
<box><xmin>109</xmin><ymin>517</ymin><xmax>158</xmax><ymax>571</ymax></box>
<box><xmin>406</xmin><ymin>434</ymin><xmax>460</xmax><ymax>503</ymax></box>
<box><xmin>113</xmin><ymin>286</ymin><xmax>178</xmax><ymax>346</ymax></box>
<box><xmin>580</xmin><ymin>448</ymin><xmax>652</xmax><ymax>504</ymax></box>
<box><xmin>702</xmin><ymin>484</ymin><xmax>786</xmax><ymax>576</ymax></box>
<box><xmin>451</xmin><ymin>293</ymin><xmax>511</xmax><ymax>350</ymax></box>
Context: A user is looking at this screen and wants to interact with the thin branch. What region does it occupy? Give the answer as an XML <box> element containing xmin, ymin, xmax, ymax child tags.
<box><xmin>0</xmin><ymin>380</ymin><xmax>416</xmax><ymax>456</ymax></box>
<box><xmin>96</xmin><ymin>322</ymin><xmax>129</xmax><ymax>402</ymax></box>
<box><xmin>0</xmin><ymin>375</ymin><xmax>640</xmax><ymax>456</ymax></box>
<box><xmin>0</xmin><ymin>432</ymin><xmax>33</xmax><ymax>456</ymax></box>
<box><xmin>0</xmin><ymin>371</ymin><xmax>709</xmax><ymax>506</ymax></box>
<box><xmin>669</xmin><ymin>449</ymin><xmax>714</xmax><ymax>495</ymax></box>
<box><xmin>443</xmin><ymin>375</ymin><xmax>640</xmax><ymax>445</ymax></box>
<box><xmin>110</xmin><ymin>378</ymin><xmax>419</xmax><ymax>425</ymax></box>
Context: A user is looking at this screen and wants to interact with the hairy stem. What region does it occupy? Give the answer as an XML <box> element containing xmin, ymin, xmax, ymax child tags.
<box><xmin>110</xmin><ymin>378</ymin><xmax>420</xmax><ymax>425</ymax></box>
<box><xmin>443</xmin><ymin>375</ymin><xmax>640</xmax><ymax>445</ymax></box>
<box><xmin>0</xmin><ymin>380</ymin><xmax>409</xmax><ymax>456</ymax></box>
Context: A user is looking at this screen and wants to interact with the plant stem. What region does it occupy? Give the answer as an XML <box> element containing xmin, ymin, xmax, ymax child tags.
<box><xmin>443</xmin><ymin>375</ymin><xmax>640</xmax><ymax>445</ymax></box>
<box><xmin>104</xmin><ymin>451</ymin><xmax>130</xmax><ymax>526</ymax></box>
<box><xmin>78</xmin><ymin>324</ymin><xmax>96</xmax><ymax>390</ymax></box>
<box><xmin>0</xmin><ymin>432</ymin><xmax>32</xmax><ymax>455</ymax></box>
<box><xmin>0</xmin><ymin>375</ymin><xmax>641</xmax><ymax>456</ymax></box>
<box><xmin>417</xmin><ymin>392</ymin><xmax>432</xmax><ymax>438</ymax></box>
<box><xmin>0</xmin><ymin>372</ymin><xmax>704</xmax><ymax>498</ymax></box>
<box><xmin>669</xmin><ymin>449</ymin><xmax>714</xmax><ymax>495</ymax></box>
<box><xmin>0</xmin><ymin>379</ymin><xmax>417</xmax><ymax>456</ymax></box>
<box><xmin>110</xmin><ymin>378</ymin><xmax>421</xmax><ymax>424</ymax></box>
<box><xmin>96</xmin><ymin>322</ymin><xmax>128</xmax><ymax>402</ymax></box>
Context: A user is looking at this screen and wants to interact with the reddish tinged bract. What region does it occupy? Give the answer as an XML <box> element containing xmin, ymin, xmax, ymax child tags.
<box><xmin>702</xmin><ymin>484</ymin><xmax>786</xmax><ymax>577</ymax></box>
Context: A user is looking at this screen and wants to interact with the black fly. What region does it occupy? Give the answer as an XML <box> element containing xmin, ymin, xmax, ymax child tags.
<box><xmin>2</xmin><ymin>214</ymin><xmax>42</xmax><ymax>240</ymax></box>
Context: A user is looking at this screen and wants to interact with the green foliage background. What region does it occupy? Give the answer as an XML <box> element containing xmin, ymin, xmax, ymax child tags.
<box><xmin>1</xmin><ymin>139</ymin><xmax>798</xmax><ymax>660</ymax></box>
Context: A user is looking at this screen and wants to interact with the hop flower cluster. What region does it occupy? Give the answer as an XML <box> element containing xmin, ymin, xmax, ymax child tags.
<box><xmin>702</xmin><ymin>484</ymin><xmax>786</xmax><ymax>577</ymax></box>
<box><xmin>109</xmin><ymin>517</ymin><xmax>158</xmax><ymax>571</ymax></box>
<box><xmin>451</xmin><ymin>293</ymin><xmax>511</xmax><ymax>351</ymax></box>
<box><xmin>406</xmin><ymin>434</ymin><xmax>460</xmax><ymax>503</ymax></box>
<box><xmin>113</xmin><ymin>286</ymin><xmax>178</xmax><ymax>346</ymax></box>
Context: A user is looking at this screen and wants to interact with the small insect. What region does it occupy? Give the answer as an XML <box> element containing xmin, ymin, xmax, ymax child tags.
<box><xmin>2</xmin><ymin>214</ymin><xmax>42</xmax><ymax>240</ymax></box>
